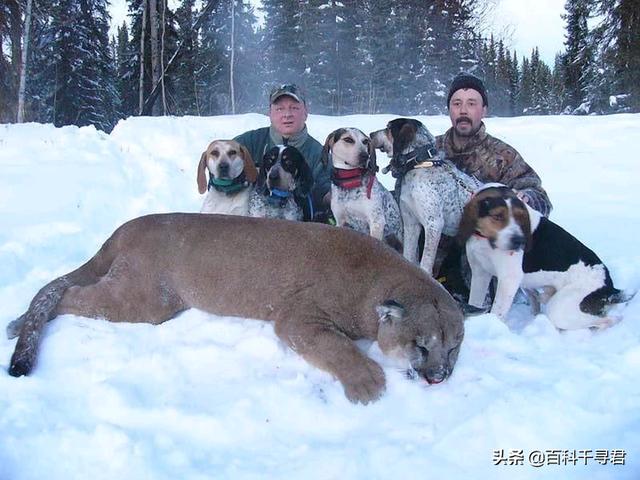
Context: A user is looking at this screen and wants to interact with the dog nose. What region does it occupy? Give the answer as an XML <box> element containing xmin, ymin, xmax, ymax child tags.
<box><xmin>268</xmin><ymin>169</ymin><xmax>280</xmax><ymax>180</ymax></box>
<box><xmin>358</xmin><ymin>151</ymin><xmax>370</xmax><ymax>164</ymax></box>
<box><xmin>218</xmin><ymin>162</ymin><xmax>229</xmax><ymax>176</ymax></box>
<box><xmin>510</xmin><ymin>234</ymin><xmax>526</xmax><ymax>250</ymax></box>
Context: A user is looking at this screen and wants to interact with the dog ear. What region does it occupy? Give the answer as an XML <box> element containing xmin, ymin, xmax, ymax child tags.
<box><xmin>295</xmin><ymin>157</ymin><xmax>314</xmax><ymax>198</ymax></box>
<box><xmin>197</xmin><ymin>151</ymin><xmax>208</xmax><ymax>194</ymax></box>
<box><xmin>367</xmin><ymin>137</ymin><xmax>378</xmax><ymax>172</ymax></box>
<box><xmin>239</xmin><ymin>144</ymin><xmax>258</xmax><ymax>183</ymax></box>
<box><xmin>513</xmin><ymin>199</ymin><xmax>533</xmax><ymax>252</ymax></box>
<box><xmin>321</xmin><ymin>131</ymin><xmax>336</xmax><ymax>166</ymax></box>
<box><xmin>376</xmin><ymin>300</ymin><xmax>405</xmax><ymax>324</ymax></box>
<box><xmin>457</xmin><ymin>196</ymin><xmax>479</xmax><ymax>245</ymax></box>
<box><xmin>393</xmin><ymin>121</ymin><xmax>417</xmax><ymax>154</ymax></box>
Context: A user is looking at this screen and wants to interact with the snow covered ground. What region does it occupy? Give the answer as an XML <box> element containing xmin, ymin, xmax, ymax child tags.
<box><xmin>1</xmin><ymin>113</ymin><xmax>639</xmax><ymax>480</ymax></box>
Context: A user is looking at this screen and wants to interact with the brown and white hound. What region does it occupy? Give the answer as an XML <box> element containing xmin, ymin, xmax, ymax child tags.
<box><xmin>197</xmin><ymin>140</ymin><xmax>258</xmax><ymax>216</ymax></box>
<box><xmin>458</xmin><ymin>184</ymin><xmax>633</xmax><ymax>329</ymax></box>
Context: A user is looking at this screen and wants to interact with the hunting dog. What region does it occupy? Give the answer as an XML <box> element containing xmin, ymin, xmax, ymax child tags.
<box><xmin>458</xmin><ymin>184</ymin><xmax>633</xmax><ymax>329</ymax></box>
<box><xmin>248</xmin><ymin>145</ymin><xmax>313</xmax><ymax>221</ymax></box>
<box><xmin>370</xmin><ymin>118</ymin><xmax>482</xmax><ymax>274</ymax></box>
<box><xmin>322</xmin><ymin>128</ymin><xmax>403</xmax><ymax>251</ymax></box>
<box><xmin>7</xmin><ymin>214</ymin><xmax>464</xmax><ymax>404</ymax></box>
<box><xmin>197</xmin><ymin>140</ymin><xmax>258</xmax><ymax>215</ymax></box>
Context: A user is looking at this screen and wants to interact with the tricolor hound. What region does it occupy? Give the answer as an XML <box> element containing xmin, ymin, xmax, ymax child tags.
<box><xmin>248</xmin><ymin>145</ymin><xmax>312</xmax><ymax>221</ymax></box>
<box><xmin>322</xmin><ymin>128</ymin><xmax>402</xmax><ymax>251</ymax></box>
<box><xmin>197</xmin><ymin>140</ymin><xmax>258</xmax><ymax>215</ymax></box>
<box><xmin>370</xmin><ymin>118</ymin><xmax>482</xmax><ymax>273</ymax></box>
<box><xmin>458</xmin><ymin>184</ymin><xmax>633</xmax><ymax>330</ymax></box>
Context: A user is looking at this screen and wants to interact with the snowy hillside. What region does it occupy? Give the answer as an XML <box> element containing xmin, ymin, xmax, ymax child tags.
<box><xmin>1</xmin><ymin>113</ymin><xmax>639</xmax><ymax>480</ymax></box>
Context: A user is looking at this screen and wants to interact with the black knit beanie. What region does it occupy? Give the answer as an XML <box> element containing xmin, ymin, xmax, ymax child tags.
<box><xmin>446</xmin><ymin>73</ymin><xmax>488</xmax><ymax>107</ymax></box>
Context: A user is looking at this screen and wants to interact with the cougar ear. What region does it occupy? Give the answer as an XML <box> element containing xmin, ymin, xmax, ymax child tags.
<box><xmin>376</xmin><ymin>300</ymin><xmax>405</xmax><ymax>324</ymax></box>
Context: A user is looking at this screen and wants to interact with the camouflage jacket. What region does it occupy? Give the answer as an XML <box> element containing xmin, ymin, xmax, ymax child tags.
<box><xmin>436</xmin><ymin>123</ymin><xmax>552</xmax><ymax>216</ymax></box>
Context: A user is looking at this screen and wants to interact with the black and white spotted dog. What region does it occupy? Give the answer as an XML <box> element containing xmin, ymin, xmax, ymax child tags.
<box><xmin>322</xmin><ymin>128</ymin><xmax>403</xmax><ymax>251</ymax></box>
<box><xmin>370</xmin><ymin>118</ymin><xmax>482</xmax><ymax>274</ymax></box>
<box><xmin>248</xmin><ymin>145</ymin><xmax>313</xmax><ymax>221</ymax></box>
<box><xmin>458</xmin><ymin>184</ymin><xmax>633</xmax><ymax>329</ymax></box>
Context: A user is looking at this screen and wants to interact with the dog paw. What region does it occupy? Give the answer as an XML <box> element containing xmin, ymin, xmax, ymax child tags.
<box><xmin>460</xmin><ymin>302</ymin><xmax>489</xmax><ymax>316</ymax></box>
<box><xmin>341</xmin><ymin>358</ymin><xmax>386</xmax><ymax>404</ymax></box>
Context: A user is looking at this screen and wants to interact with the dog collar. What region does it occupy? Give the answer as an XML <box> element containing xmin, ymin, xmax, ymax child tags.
<box><xmin>208</xmin><ymin>174</ymin><xmax>250</xmax><ymax>195</ymax></box>
<box><xmin>389</xmin><ymin>144</ymin><xmax>441</xmax><ymax>177</ymax></box>
<box><xmin>265</xmin><ymin>188</ymin><xmax>292</xmax><ymax>208</ymax></box>
<box><xmin>331</xmin><ymin>167</ymin><xmax>376</xmax><ymax>199</ymax></box>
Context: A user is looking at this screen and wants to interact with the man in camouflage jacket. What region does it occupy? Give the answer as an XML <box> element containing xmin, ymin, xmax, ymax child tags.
<box><xmin>435</xmin><ymin>73</ymin><xmax>552</xmax><ymax>299</ymax></box>
<box><xmin>234</xmin><ymin>84</ymin><xmax>330</xmax><ymax>221</ymax></box>
<box><xmin>437</xmin><ymin>73</ymin><xmax>552</xmax><ymax>216</ymax></box>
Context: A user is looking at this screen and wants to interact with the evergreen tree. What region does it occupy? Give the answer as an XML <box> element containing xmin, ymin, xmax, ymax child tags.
<box><xmin>126</xmin><ymin>0</ymin><xmax>179</xmax><ymax>116</ymax></box>
<box><xmin>116</xmin><ymin>22</ymin><xmax>138</xmax><ymax>117</ymax></box>
<box><xmin>26</xmin><ymin>0</ymin><xmax>117</xmax><ymax>130</ymax></box>
<box><xmin>590</xmin><ymin>0</ymin><xmax>640</xmax><ymax>112</ymax></box>
<box><xmin>562</xmin><ymin>0</ymin><xmax>592</xmax><ymax>110</ymax></box>
<box><xmin>173</xmin><ymin>0</ymin><xmax>201</xmax><ymax>115</ymax></box>
<box><xmin>198</xmin><ymin>0</ymin><xmax>259</xmax><ymax>115</ymax></box>
<box><xmin>508</xmin><ymin>50</ymin><xmax>519</xmax><ymax>116</ymax></box>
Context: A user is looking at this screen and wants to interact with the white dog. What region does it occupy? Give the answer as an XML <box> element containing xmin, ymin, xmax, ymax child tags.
<box><xmin>197</xmin><ymin>140</ymin><xmax>258</xmax><ymax>215</ymax></box>
<box><xmin>322</xmin><ymin>127</ymin><xmax>403</xmax><ymax>251</ymax></box>
<box><xmin>370</xmin><ymin>118</ymin><xmax>481</xmax><ymax>273</ymax></box>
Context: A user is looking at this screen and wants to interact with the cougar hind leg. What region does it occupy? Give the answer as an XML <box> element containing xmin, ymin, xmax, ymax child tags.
<box><xmin>58</xmin><ymin>255</ymin><xmax>185</xmax><ymax>324</ymax></box>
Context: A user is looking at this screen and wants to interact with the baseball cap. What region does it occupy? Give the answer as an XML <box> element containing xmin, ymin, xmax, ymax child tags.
<box><xmin>269</xmin><ymin>84</ymin><xmax>306</xmax><ymax>105</ymax></box>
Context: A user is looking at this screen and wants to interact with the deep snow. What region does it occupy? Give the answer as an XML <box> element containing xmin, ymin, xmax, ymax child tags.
<box><xmin>1</xmin><ymin>113</ymin><xmax>639</xmax><ymax>480</ymax></box>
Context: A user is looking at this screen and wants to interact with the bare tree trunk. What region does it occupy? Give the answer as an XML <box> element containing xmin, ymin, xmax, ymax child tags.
<box><xmin>229</xmin><ymin>0</ymin><xmax>236</xmax><ymax>114</ymax></box>
<box><xmin>140</xmin><ymin>0</ymin><xmax>219</xmax><ymax>115</ymax></box>
<box><xmin>148</xmin><ymin>0</ymin><xmax>161</xmax><ymax>116</ymax></box>
<box><xmin>138</xmin><ymin>0</ymin><xmax>148</xmax><ymax>114</ymax></box>
<box><xmin>160</xmin><ymin>0</ymin><xmax>167</xmax><ymax>114</ymax></box>
<box><xmin>17</xmin><ymin>0</ymin><xmax>33</xmax><ymax>122</ymax></box>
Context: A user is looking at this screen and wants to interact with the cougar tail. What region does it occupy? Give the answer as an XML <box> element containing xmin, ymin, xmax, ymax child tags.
<box><xmin>8</xmin><ymin>238</ymin><xmax>117</xmax><ymax>377</ymax></box>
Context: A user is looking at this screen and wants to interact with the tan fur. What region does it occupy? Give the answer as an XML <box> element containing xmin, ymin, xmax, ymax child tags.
<box><xmin>8</xmin><ymin>214</ymin><xmax>464</xmax><ymax>404</ymax></box>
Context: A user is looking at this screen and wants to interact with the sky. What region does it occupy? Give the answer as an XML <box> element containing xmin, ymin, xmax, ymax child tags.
<box><xmin>1</xmin><ymin>112</ymin><xmax>639</xmax><ymax>480</ymax></box>
<box><xmin>108</xmin><ymin>0</ymin><xmax>567</xmax><ymax>65</ymax></box>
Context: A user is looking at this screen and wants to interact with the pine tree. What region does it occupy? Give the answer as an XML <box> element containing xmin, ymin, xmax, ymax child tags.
<box><xmin>589</xmin><ymin>0</ymin><xmax>640</xmax><ymax>112</ymax></box>
<box><xmin>116</xmin><ymin>22</ymin><xmax>138</xmax><ymax>117</ymax></box>
<box><xmin>173</xmin><ymin>0</ymin><xmax>200</xmax><ymax>115</ymax></box>
<box><xmin>519</xmin><ymin>56</ymin><xmax>533</xmax><ymax>114</ymax></box>
<box><xmin>197</xmin><ymin>0</ymin><xmax>259</xmax><ymax>115</ymax></box>
<box><xmin>562</xmin><ymin>0</ymin><xmax>592</xmax><ymax>110</ymax></box>
<box><xmin>126</xmin><ymin>0</ymin><xmax>180</xmax><ymax>116</ymax></box>
<box><xmin>508</xmin><ymin>51</ymin><xmax>519</xmax><ymax>116</ymax></box>
<box><xmin>26</xmin><ymin>0</ymin><xmax>117</xmax><ymax>130</ymax></box>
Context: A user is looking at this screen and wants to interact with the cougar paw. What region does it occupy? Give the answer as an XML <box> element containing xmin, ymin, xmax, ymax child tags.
<box><xmin>341</xmin><ymin>358</ymin><xmax>386</xmax><ymax>405</ymax></box>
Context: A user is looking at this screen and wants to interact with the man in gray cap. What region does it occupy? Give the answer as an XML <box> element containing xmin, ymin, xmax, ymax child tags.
<box><xmin>437</xmin><ymin>72</ymin><xmax>552</xmax><ymax>215</ymax></box>
<box><xmin>234</xmin><ymin>84</ymin><xmax>330</xmax><ymax>221</ymax></box>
